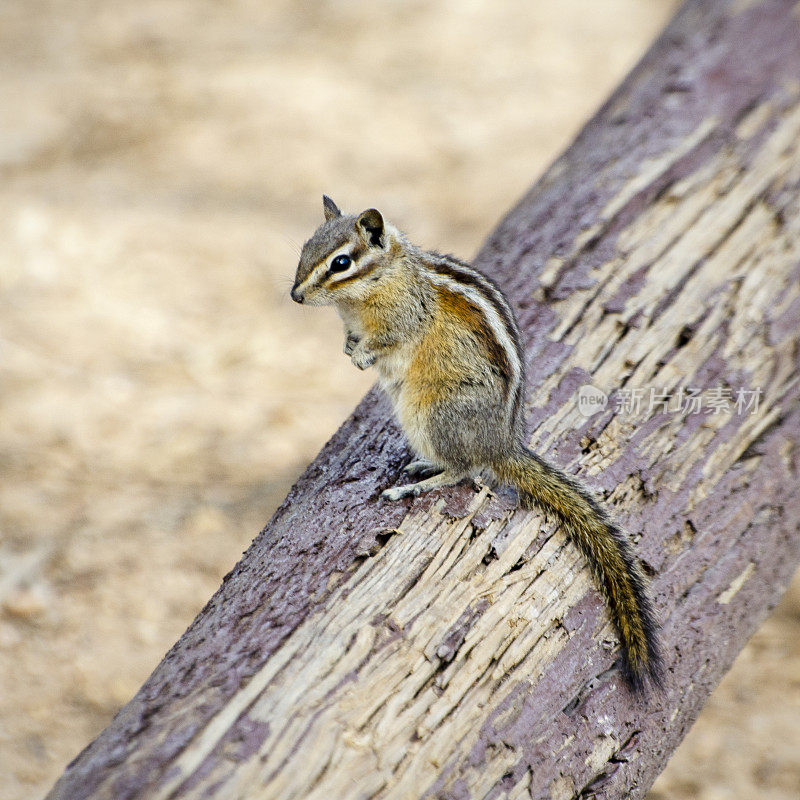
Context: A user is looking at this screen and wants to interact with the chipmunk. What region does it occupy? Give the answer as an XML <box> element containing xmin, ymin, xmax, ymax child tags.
<box><xmin>291</xmin><ymin>196</ymin><xmax>662</xmax><ymax>691</ymax></box>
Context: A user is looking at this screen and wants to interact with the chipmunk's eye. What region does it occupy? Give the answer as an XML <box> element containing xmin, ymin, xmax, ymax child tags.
<box><xmin>330</xmin><ymin>254</ymin><xmax>352</xmax><ymax>272</ymax></box>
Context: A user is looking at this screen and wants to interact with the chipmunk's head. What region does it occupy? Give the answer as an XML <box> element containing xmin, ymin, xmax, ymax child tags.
<box><xmin>291</xmin><ymin>196</ymin><xmax>400</xmax><ymax>306</ymax></box>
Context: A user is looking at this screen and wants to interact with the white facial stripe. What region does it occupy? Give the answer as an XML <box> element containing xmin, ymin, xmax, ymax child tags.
<box><xmin>296</xmin><ymin>245</ymin><xmax>354</xmax><ymax>294</ymax></box>
<box><xmin>325</xmin><ymin>245</ymin><xmax>360</xmax><ymax>284</ymax></box>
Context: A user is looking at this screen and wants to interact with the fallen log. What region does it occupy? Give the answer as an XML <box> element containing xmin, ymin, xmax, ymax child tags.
<box><xmin>49</xmin><ymin>0</ymin><xmax>800</xmax><ymax>798</ymax></box>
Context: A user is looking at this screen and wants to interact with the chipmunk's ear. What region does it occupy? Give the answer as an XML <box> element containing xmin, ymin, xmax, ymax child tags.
<box><xmin>357</xmin><ymin>208</ymin><xmax>384</xmax><ymax>247</ymax></box>
<box><xmin>322</xmin><ymin>195</ymin><xmax>341</xmax><ymax>221</ymax></box>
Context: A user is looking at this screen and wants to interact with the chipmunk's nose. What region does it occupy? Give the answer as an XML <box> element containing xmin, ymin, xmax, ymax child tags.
<box><xmin>290</xmin><ymin>284</ymin><xmax>304</xmax><ymax>304</ymax></box>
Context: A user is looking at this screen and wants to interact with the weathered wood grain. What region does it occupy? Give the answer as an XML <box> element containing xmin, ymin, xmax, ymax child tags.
<box><xmin>48</xmin><ymin>1</ymin><xmax>800</xmax><ymax>798</ymax></box>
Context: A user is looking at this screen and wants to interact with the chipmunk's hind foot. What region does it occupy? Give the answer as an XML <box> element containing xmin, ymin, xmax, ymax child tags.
<box><xmin>382</xmin><ymin>469</ymin><xmax>465</xmax><ymax>501</ymax></box>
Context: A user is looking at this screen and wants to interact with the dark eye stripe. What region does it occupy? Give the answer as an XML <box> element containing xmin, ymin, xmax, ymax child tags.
<box><xmin>330</xmin><ymin>254</ymin><xmax>351</xmax><ymax>272</ymax></box>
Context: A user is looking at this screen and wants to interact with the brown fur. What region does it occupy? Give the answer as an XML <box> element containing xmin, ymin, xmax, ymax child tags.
<box><xmin>435</xmin><ymin>287</ymin><xmax>513</xmax><ymax>387</ymax></box>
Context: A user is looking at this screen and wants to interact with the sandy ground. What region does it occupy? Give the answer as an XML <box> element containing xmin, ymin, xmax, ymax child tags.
<box><xmin>1</xmin><ymin>2</ymin><xmax>797</xmax><ymax>798</ymax></box>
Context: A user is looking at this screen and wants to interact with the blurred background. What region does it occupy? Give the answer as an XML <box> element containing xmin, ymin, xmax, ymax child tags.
<box><xmin>1</xmin><ymin>1</ymin><xmax>798</xmax><ymax>798</ymax></box>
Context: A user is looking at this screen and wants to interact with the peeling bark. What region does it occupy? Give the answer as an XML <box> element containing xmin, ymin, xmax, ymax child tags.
<box><xmin>48</xmin><ymin>1</ymin><xmax>800</xmax><ymax>798</ymax></box>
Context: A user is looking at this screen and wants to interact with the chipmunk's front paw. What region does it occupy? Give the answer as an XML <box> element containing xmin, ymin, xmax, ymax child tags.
<box><xmin>343</xmin><ymin>332</ymin><xmax>360</xmax><ymax>356</ymax></box>
<box><xmin>350</xmin><ymin>346</ymin><xmax>376</xmax><ymax>370</ymax></box>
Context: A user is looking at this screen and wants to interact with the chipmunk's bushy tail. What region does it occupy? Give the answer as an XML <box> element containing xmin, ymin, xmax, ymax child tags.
<box><xmin>493</xmin><ymin>447</ymin><xmax>662</xmax><ymax>692</ymax></box>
